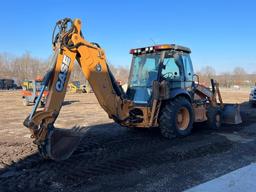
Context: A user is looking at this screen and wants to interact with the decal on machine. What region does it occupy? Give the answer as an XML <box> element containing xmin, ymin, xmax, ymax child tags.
<box><xmin>95</xmin><ymin>63</ymin><xmax>102</xmax><ymax>72</ymax></box>
<box><xmin>56</xmin><ymin>55</ymin><xmax>71</xmax><ymax>92</ymax></box>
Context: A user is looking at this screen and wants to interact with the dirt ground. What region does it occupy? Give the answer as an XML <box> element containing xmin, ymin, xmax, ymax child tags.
<box><xmin>0</xmin><ymin>89</ymin><xmax>256</xmax><ymax>192</ymax></box>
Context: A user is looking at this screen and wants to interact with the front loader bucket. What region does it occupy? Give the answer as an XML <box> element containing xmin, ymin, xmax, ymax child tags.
<box><xmin>222</xmin><ymin>104</ymin><xmax>242</xmax><ymax>125</ymax></box>
<box><xmin>40</xmin><ymin>127</ymin><xmax>84</xmax><ymax>161</ymax></box>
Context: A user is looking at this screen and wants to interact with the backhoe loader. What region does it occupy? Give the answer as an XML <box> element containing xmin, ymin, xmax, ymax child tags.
<box><xmin>23</xmin><ymin>18</ymin><xmax>242</xmax><ymax>160</ymax></box>
<box><xmin>21</xmin><ymin>78</ymin><xmax>49</xmax><ymax>106</ymax></box>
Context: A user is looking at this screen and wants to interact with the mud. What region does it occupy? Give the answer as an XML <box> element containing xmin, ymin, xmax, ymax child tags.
<box><xmin>0</xmin><ymin>90</ymin><xmax>256</xmax><ymax>192</ymax></box>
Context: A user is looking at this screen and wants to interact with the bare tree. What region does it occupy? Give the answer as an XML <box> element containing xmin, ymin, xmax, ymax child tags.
<box><xmin>218</xmin><ymin>72</ymin><xmax>231</xmax><ymax>88</ymax></box>
<box><xmin>232</xmin><ymin>67</ymin><xmax>247</xmax><ymax>85</ymax></box>
<box><xmin>70</xmin><ymin>61</ymin><xmax>85</xmax><ymax>83</ymax></box>
<box><xmin>197</xmin><ymin>66</ymin><xmax>216</xmax><ymax>85</ymax></box>
<box><xmin>108</xmin><ymin>64</ymin><xmax>129</xmax><ymax>84</ymax></box>
<box><xmin>201</xmin><ymin>66</ymin><xmax>216</xmax><ymax>78</ymax></box>
<box><xmin>0</xmin><ymin>52</ymin><xmax>49</xmax><ymax>85</ymax></box>
<box><xmin>0</xmin><ymin>51</ymin><xmax>253</xmax><ymax>88</ymax></box>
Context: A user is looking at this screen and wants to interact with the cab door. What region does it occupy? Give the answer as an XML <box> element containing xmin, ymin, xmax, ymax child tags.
<box><xmin>182</xmin><ymin>54</ymin><xmax>194</xmax><ymax>89</ymax></box>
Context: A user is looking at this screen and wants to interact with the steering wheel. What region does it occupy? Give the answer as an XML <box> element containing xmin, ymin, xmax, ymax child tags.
<box><xmin>162</xmin><ymin>72</ymin><xmax>174</xmax><ymax>79</ymax></box>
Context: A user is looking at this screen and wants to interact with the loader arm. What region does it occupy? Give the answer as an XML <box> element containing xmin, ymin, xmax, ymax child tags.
<box><xmin>24</xmin><ymin>18</ymin><xmax>132</xmax><ymax>160</ymax></box>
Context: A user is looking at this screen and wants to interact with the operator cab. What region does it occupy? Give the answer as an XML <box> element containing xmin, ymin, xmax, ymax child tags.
<box><xmin>23</xmin><ymin>80</ymin><xmax>45</xmax><ymax>92</ymax></box>
<box><xmin>126</xmin><ymin>44</ymin><xmax>194</xmax><ymax>105</ymax></box>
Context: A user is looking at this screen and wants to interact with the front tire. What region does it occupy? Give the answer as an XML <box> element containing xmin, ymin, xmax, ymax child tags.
<box><xmin>159</xmin><ymin>97</ymin><xmax>194</xmax><ymax>139</ymax></box>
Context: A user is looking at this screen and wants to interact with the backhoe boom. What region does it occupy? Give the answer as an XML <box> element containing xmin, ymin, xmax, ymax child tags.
<box><xmin>24</xmin><ymin>18</ymin><xmax>132</xmax><ymax>160</ymax></box>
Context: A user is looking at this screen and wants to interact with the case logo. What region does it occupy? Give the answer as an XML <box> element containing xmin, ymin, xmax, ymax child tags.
<box><xmin>56</xmin><ymin>55</ymin><xmax>71</xmax><ymax>92</ymax></box>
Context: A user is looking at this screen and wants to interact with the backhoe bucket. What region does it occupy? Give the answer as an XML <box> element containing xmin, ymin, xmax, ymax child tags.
<box><xmin>41</xmin><ymin>127</ymin><xmax>84</xmax><ymax>161</ymax></box>
<box><xmin>222</xmin><ymin>104</ymin><xmax>242</xmax><ymax>124</ymax></box>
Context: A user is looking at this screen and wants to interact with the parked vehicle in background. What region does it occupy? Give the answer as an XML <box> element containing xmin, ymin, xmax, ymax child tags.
<box><xmin>21</xmin><ymin>78</ymin><xmax>48</xmax><ymax>106</ymax></box>
<box><xmin>0</xmin><ymin>79</ymin><xmax>4</xmax><ymax>89</ymax></box>
<box><xmin>82</xmin><ymin>81</ymin><xmax>93</xmax><ymax>93</ymax></box>
<box><xmin>68</xmin><ymin>81</ymin><xmax>82</xmax><ymax>93</ymax></box>
<box><xmin>0</xmin><ymin>79</ymin><xmax>17</xmax><ymax>90</ymax></box>
<box><xmin>249</xmin><ymin>86</ymin><xmax>256</xmax><ymax>107</ymax></box>
<box><xmin>68</xmin><ymin>81</ymin><xmax>93</xmax><ymax>93</ymax></box>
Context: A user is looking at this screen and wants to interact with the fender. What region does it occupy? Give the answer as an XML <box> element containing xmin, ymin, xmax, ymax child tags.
<box><xmin>169</xmin><ymin>88</ymin><xmax>192</xmax><ymax>102</ymax></box>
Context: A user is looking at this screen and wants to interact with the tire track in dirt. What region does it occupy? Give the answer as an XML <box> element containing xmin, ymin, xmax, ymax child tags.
<box><xmin>0</xmin><ymin>128</ymin><xmax>233</xmax><ymax>192</ymax></box>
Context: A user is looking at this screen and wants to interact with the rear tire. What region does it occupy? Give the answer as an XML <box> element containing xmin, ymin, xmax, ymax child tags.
<box><xmin>159</xmin><ymin>97</ymin><xmax>194</xmax><ymax>139</ymax></box>
<box><xmin>206</xmin><ymin>107</ymin><xmax>222</xmax><ymax>129</ymax></box>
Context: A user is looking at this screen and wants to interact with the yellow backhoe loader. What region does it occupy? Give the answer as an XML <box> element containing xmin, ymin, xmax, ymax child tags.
<box><xmin>23</xmin><ymin>18</ymin><xmax>242</xmax><ymax>160</ymax></box>
<box><xmin>67</xmin><ymin>81</ymin><xmax>82</xmax><ymax>93</ymax></box>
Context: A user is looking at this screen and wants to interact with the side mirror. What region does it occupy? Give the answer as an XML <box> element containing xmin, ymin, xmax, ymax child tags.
<box><xmin>193</xmin><ymin>74</ymin><xmax>199</xmax><ymax>88</ymax></box>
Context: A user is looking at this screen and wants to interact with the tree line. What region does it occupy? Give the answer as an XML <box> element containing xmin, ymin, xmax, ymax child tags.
<box><xmin>0</xmin><ymin>52</ymin><xmax>130</xmax><ymax>85</ymax></box>
<box><xmin>0</xmin><ymin>52</ymin><xmax>50</xmax><ymax>84</ymax></box>
<box><xmin>0</xmin><ymin>52</ymin><xmax>255</xmax><ymax>87</ymax></box>
<box><xmin>197</xmin><ymin>66</ymin><xmax>256</xmax><ymax>87</ymax></box>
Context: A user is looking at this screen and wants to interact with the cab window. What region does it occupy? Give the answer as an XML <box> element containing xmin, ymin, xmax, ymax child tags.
<box><xmin>182</xmin><ymin>54</ymin><xmax>194</xmax><ymax>81</ymax></box>
<box><xmin>161</xmin><ymin>57</ymin><xmax>181</xmax><ymax>80</ymax></box>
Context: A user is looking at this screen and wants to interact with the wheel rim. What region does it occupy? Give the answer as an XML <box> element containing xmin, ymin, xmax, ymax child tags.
<box><xmin>176</xmin><ymin>107</ymin><xmax>190</xmax><ymax>130</ymax></box>
<box><xmin>215</xmin><ymin>113</ymin><xmax>221</xmax><ymax>128</ymax></box>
